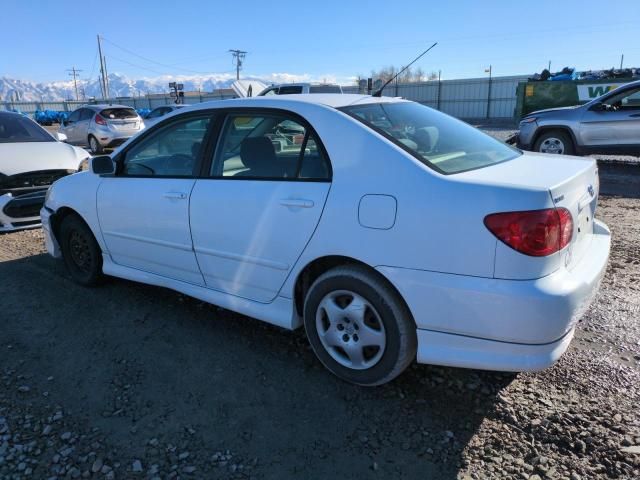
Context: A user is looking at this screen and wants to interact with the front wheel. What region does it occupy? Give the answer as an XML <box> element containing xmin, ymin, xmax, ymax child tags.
<box><xmin>59</xmin><ymin>214</ymin><xmax>104</xmax><ymax>286</ymax></box>
<box><xmin>303</xmin><ymin>265</ymin><xmax>417</xmax><ymax>386</ymax></box>
<box><xmin>533</xmin><ymin>130</ymin><xmax>575</xmax><ymax>155</ymax></box>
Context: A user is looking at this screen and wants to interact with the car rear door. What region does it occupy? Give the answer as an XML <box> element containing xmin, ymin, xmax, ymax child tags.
<box><xmin>60</xmin><ymin>109</ymin><xmax>81</xmax><ymax>144</ymax></box>
<box><xmin>189</xmin><ymin>109</ymin><xmax>332</xmax><ymax>302</ymax></box>
<box><xmin>76</xmin><ymin>108</ymin><xmax>94</xmax><ymax>145</ymax></box>
<box><xmin>96</xmin><ymin>112</ymin><xmax>215</xmax><ymax>284</ymax></box>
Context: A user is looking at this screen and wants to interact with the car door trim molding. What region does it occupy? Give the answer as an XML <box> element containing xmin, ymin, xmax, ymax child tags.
<box><xmin>193</xmin><ymin>245</ymin><xmax>290</xmax><ymax>271</ymax></box>
<box><xmin>103</xmin><ymin>230</ymin><xmax>194</xmax><ymax>252</ymax></box>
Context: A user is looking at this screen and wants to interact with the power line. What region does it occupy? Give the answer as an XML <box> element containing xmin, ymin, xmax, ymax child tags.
<box><xmin>66</xmin><ymin>67</ymin><xmax>83</xmax><ymax>101</ymax></box>
<box><xmin>101</xmin><ymin>36</ymin><xmax>215</xmax><ymax>75</ymax></box>
<box><xmin>229</xmin><ymin>49</ymin><xmax>247</xmax><ymax>80</ymax></box>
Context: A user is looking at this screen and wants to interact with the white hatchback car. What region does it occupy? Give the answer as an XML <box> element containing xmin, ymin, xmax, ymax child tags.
<box><xmin>41</xmin><ymin>95</ymin><xmax>611</xmax><ymax>385</ymax></box>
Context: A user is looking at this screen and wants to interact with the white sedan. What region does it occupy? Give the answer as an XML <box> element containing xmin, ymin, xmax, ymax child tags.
<box><xmin>0</xmin><ymin>111</ymin><xmax>88</xmax><ymax>232</ymax></box>
<box><xmin>41</xmin><ymin>95</ymin><xmax>611</xmax><ymax>385</ymax></box>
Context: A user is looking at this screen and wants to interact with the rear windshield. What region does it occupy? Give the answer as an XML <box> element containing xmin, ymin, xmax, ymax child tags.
<box><xmin>309</xmin><ymin>85</ymin><xmax>342</xmax><ymax>93</ymax></box>
<box><xmin>100</xmin><ymin>108</ymin><xmax>138</xmax><ymax>120</ymax></box>
<box><xmin>340</xmin><ymin>102</ymin><xmax>520</xmax><ymax>174</ymax></box>
<box><xmin>0</xmin><ymin>114</ymin><xmax>54</xmax><ymax>143</ymax></box>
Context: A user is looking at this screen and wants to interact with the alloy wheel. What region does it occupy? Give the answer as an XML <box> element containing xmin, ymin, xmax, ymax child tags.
<box><xmin>539</xmin><ymin>137</ymin><xmax>565</xmax><ymax>154</ymax></box>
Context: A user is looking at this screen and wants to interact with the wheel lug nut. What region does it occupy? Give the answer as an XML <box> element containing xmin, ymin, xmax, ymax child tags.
<box><xmin>342</xmin><ymin>334</ymin><xmax>349</xmax><ymax>342</ymax></box>
<box><xmin>337</xmin><ymin>324</ymin><xmax>344</xmax><ymax>331</ymax></box>
<box><xmin>354</xmin><ymin>324</ymin><xmax>359</xmax><ymax>330</ymax></box>
<box><xmin>353</xmin><ymin>334</ymin><xmax>359</xmax><ymax>342</ymax></box>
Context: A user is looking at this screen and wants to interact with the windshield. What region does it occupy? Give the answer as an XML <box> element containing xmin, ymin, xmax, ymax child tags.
<box><xmin>341</xmin><ymin>102</ymin><xmax>520</xmax><ymax>174</ymax></box>
<box><xmin>0</xmin><ymin>114</ymin><xmax>54</xmax><ymax>143</ymax></box>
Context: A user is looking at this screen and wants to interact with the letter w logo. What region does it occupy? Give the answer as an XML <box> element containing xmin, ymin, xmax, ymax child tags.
<box><xmin>588</xmin><ymin>86</ymin><xmax>613</xmax><ymax>98</ymax></box>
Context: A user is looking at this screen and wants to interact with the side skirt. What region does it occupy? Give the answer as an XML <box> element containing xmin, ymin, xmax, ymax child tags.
<box><xmin>101</xmin><ymin>254</ymin><xmax>301</xmax><ymax>330</ymax></box>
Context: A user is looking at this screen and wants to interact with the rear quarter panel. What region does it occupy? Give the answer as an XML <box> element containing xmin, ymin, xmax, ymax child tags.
<box><xmin>279</xmin><ymin>105</ymin><xmax>551</xmax><ymax>298</ymax></box>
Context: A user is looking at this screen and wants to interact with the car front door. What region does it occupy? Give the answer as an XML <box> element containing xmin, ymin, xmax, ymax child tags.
<box><xmin>96</xmin><ymin>113</ymin><xmax>214</xmax><ymax>284</ymax></box>
<box><xmin>580</xmin><ymin>86</ymin><xmax>640</xmax><ymax>148</ymax></box>
<box><xmin>189</xmin><ymin>110</ymin><xmax>332</xmax><ymax>302</ymax></box>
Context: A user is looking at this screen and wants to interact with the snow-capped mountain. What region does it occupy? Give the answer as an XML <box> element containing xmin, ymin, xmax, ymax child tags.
<box><xmin>0</xmin><ymin>72</ymin><xmax>341</xmax><ymax>102</ymax></box>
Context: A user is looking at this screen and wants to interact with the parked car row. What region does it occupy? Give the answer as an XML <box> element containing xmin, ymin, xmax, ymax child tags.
<box><xmin>39</xmin><ymin>94</ymin><xmax>610</xmax><ymax>385</ymax></box>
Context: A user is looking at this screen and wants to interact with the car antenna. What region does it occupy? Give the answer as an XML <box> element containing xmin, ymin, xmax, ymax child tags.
<box><xmin>372</xmin><ymin>42</ymin><xmax>438</xmax><ymax>97</ymax></box>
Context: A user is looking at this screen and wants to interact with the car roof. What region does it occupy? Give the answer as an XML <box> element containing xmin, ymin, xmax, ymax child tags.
<box><xmin>0</xmin><ymin>110</ymin><xmax>24</xmax><ymax>117</ymax></box>
<box><xmin>80</xmin><ymin>104</ymin><xmax>135</xmax><ymax>110</ymax></box>
<box><xmin>195</xmin><ymin>94</ymin><xmax>404</xmax><ymax>110</ymax></box>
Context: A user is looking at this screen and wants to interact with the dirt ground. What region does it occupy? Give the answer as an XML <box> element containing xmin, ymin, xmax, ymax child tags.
<box><xmin>1</xmin><ymin>172</ymin><xmax>639</xmax><ymax>479</ymax></box>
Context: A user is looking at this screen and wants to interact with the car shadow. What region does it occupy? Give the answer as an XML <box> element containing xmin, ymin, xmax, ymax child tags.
<box><xmin>0</xmin><ymin>252</ymin><xmax>515</xmax><ymax>479</ymax></box>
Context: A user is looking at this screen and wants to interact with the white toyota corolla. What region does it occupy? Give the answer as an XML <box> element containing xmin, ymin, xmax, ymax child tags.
<box><xmin>41</xmin><ymin>94</ymin><xmax>611</xmax><ymax>385</ymax></box>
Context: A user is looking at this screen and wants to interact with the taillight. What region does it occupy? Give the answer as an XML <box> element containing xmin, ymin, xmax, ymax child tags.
<box><xmin>484</xmin><ymin>208</ymin><xmax>573</xmax><ymax>257</ymax></box>
<box><xmin>94</xmin><ymin>114</ymin><xmax>107</xmax><ymax>126</ymax></box>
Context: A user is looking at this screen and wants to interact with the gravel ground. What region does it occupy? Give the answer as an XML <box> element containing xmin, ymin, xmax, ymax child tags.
<box><xmin>1</xmin><ymin>176</ymin><xmax>639</xmax><ymax>479</ymax></box>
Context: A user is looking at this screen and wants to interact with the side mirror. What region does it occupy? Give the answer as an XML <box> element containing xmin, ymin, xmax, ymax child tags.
<box><xmin>55</xmin><ymin>132</ymin><xmax>67</xmax><ymax>142</ymax></box>
<box><xmin>91</xmin><ymin>155</ymin><xmax>115</xmax><ymax>175</ymax></box>
<box><xmin>590</xmin><ymin>102</ymin><xmax>605</xmax><ymax>112</ymax></box>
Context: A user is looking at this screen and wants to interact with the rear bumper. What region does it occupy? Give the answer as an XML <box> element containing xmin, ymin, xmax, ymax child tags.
<box><xmin>378</xmin><ymin>219</ymin><xmax>610</xmax><ymax>371</ymax></box>
<box><xmin>0</xmin><ymin>192</ymin><xmax>46</xmax><ymax>232</ymax></box>
<box><xmin>416</xmin><ymin>327</ymin><xmax>575</xmax><ymax>372</ymax></box>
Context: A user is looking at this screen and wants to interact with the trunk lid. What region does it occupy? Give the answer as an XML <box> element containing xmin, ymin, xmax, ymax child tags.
<box><xmin>455</xmin><ymin>151</ymin><xmax>599</xmax><ymax>277</ymax></box>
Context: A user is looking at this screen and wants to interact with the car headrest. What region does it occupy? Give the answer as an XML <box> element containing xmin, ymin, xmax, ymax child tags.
<box><xmin>240</xmin><ymin>137</ymin><xmax>276</xmax><ymax>171</ymax></box>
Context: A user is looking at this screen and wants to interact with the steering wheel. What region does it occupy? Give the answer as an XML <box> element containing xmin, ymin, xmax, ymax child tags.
<box><xmin>126</xmin><ymin>163</ymin><xmax>155</xmax><ymax>175</ymax></box>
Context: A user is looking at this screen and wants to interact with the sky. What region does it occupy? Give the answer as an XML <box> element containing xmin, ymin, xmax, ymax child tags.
<box><xmin>1</xmin><ymin>0</ymin><xmax>639</xmax><ymax>85</ymax></box>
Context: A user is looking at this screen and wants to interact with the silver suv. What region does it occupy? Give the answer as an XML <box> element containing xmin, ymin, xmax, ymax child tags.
<box><xmin>60</xmin><ymin>104</ymin><xmax>144</xmax><ymax>154</ymax></box>
<box><xmin>515</xmin><ymin>80</ymin><xmax>640</xmax><ymax>156</ymax></box>
<box><xmin>258</xmin><ymin>83</ymin><xmax>343</xmax><ymax>96</ymax></box>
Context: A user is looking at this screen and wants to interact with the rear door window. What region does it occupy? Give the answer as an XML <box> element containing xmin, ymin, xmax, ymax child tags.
<box><xmin>210</xmin><ymin>112</ymin><xmax>330</xmax><ymax>180</ymax></box>
<box><xmin>79</xmin><ymin>109</ymin><xmax>94</xmax><ymax>121</ymax></box>
<box><xmin>309</xmin><ymin>85</ymin><xmax>342</xmax><ymax>93</ymax></box>
<box><xmin>277</xmin><ymin>86</ymin><xmax>304</xmax><ymax>95</ymax></box>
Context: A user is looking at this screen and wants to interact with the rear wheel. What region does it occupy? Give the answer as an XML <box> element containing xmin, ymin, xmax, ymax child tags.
<box><xmin>534</xmin><ymin>130</ymin><xmax>574</xmax><ymax>155</ymax></box>
<box><xmin>303</xmin><ymin>265</ymin><xmax>417</xmax><ymax>386</ymax></box>
<box><xmin>59</xmin><ymin>214</ymin><xmax>103</xmax><ymax>286</ymax></box>
<box><xmin>88</xmin><ymin>135</ymin><xmax>103</xmax><ymax>155</ymax></box>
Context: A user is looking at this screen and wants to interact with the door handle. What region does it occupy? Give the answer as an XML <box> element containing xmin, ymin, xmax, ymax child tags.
<box><xmin>629</xmin><ymin>113</ymin><xmax>640</xmax><ymax>118</ymax></box>
<box><xmin>279</xmin><ymin>198</ymin><xmax>314</xmax><ymax>208</ymax></box>
<box><xmin>163</xmin><ymin>191</ymin><xmax>187</xmax><ymax>200</ymax></box>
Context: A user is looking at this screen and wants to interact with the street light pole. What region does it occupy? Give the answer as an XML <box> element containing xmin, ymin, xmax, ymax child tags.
<box><xmin>485</xmin><ymin>65</ymin><xmax>492</xmax><ymax>119</ymax></box>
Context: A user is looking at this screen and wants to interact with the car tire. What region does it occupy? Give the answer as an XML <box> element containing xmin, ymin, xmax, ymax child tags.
<box><xmin>303</xmin><ymin>265</ymin><xmax>417</xmax><ymax>386</ymax></box>
<box><xmin>534</xmin><ymin>130</ymin><xmax>575</xmax><ymax>155</ymax></box>
<box><xmin>59</xmin><ymin>214</ymin><xmax>104</xmax><ymax>287</ymax></box>
<box><xmin>89</xmin><ymin>135</ymin><xmax>103</xmax><ymax>155</ymax></box>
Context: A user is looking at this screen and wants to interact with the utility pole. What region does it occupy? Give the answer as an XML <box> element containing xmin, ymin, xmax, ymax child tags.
<box><xmin>66</xmin><ymin>67</ymin><xmax>83</xmax><ymax>101</ymax></box>
<box><xmin>103</xmin><ymin>55</ymin><xmax>110</xmax><ymax>99</ymax></box>
<box><xmin>229</xmin><ymin>49</ymin><xmax>247</xmax><ymax>80</ymax></box>
<box><xmin>548</xmin><ymin>60</ymin><xmax>551</xmax><ymax>71</ymax></box>
<box><xmin>97</xmin><ymin>34</ymin><xmax>107</xmax><ymax>100</ymax></box>
<box><xmin>485</xmin><ymin>65</ymin><xmax>492</xmax><ymax>119</ymax></box>
<box><xmin>620</xmin><ymin>54</ymin><xmax>624</xmax><ymax>69</ymax></box>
